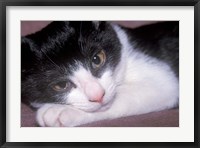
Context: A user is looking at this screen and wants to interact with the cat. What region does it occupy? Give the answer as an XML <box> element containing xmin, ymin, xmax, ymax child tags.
<box><xmin>21</xmin><ymin>21</ymin><xmax>179</xmax><ymax>127</ymax></box>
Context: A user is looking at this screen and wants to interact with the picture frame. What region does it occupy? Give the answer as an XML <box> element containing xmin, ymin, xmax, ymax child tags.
<box><xmin>0</xmin><ymin>0</ymin><xmax>199</xmax><ymax>147</ymax></box>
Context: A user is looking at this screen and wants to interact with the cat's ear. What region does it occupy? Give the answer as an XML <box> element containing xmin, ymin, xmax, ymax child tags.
<box><xmin>21</xmin><ymin>37</ymin><xmax>41</xmax><ymax>76</ymax></box>
<box><xmin>92</xmin><ymin>21</ymin><xmax>106</xmax><ymax>31</ymax></box>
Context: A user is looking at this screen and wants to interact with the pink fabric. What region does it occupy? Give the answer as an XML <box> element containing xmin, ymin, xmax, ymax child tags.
<box><xmin>21</xmin><ymin>21</ymin><xmax>51</xmax><ymax>36</ymax></box>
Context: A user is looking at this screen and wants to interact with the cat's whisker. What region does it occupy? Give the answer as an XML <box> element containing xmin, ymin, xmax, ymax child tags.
<box><xmin>40</xmin><ymin>49</ymin><xmax>65</xmax><ymax>73</ymax></box>
<box><xmin>107</xmin><ymin>83</ymin><xmax>116</xmax><ymax>91</ymax></box>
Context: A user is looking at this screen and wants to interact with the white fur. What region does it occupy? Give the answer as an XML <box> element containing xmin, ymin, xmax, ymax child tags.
<box><xmin>36</xmin><ymin>24</ymin><xmax>179</xmax><ymax>127</ymax></box>
<box><xmin>63</xmin><ymin>66</ymin><xmax>118</xmax><ymax>112</ymax></box>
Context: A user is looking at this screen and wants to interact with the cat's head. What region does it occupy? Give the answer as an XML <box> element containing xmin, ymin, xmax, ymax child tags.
<box><xmin>22</xmin><ymin>21</ymin><xmax>123</xmax><ymax>112</ymax></box>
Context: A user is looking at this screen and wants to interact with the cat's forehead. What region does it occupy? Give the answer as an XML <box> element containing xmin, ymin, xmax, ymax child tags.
<box><xmin>49</xmin><ymin>28</ymin><xmax>105</xmax><ymax>61</ymax></box>
<box><xmin>26</xmin><ymin>21</ymin><xmax>121</xmax><ymax>77</ymax></box>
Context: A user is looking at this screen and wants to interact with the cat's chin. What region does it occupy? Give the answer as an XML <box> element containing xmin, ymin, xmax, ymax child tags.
<box><xmin>75</xmin><ymin>104</ymin><xmax>102</xmax><ymax>112</ymax></box>
<box><xmin>96</xmin><ymin>103</ymin><xmax>112</xmax><ymax>112</ymax></box>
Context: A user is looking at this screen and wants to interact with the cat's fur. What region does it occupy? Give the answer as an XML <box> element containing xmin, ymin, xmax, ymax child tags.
<box><xmin>21</xmin><ymin>21</ymin><xmax>179</xmax><ymax>127</ymax></box>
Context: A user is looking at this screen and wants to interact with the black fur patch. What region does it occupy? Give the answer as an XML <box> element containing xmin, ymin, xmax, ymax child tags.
<box><xmin>124</xmin><ymin>21</ymin><xmax>179</xmax><ymax>77</ymax></box>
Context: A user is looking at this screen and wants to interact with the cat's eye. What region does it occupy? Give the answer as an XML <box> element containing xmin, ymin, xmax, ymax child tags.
<box><xmin>91</xmin><ymin>50</ymin><xmax>106</xmax><ymax>69</ymax></box>
<box><xmin>51</xmin><ymin>81</ymin><xmax>69</xmax><ymax>91</ymax></box>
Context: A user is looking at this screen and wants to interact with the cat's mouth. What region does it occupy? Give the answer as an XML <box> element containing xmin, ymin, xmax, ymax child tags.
<box><xmin>96</xmin><ymin>101</ymin><xmax>113</xmax><ymax>112</ymax></box>
<box><xmin>72</xmin><ymin>97</ymin><xmax>115</xmax><ymax>113</ymax></box>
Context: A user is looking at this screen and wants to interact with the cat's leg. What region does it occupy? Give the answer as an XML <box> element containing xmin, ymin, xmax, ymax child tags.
<box><xmin>36</xmin><ymin>103</ymin><xmax>105</xmax><ymax>127</ymax></box>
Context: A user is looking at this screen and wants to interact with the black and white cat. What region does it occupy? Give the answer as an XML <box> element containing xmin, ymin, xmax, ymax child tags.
<box><xmin>21</xmin><ymin>21</ymin><xmax>179</xmax><ymax>127</ymax></box>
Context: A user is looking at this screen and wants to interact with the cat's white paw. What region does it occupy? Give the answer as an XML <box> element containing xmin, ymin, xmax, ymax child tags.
<box><xmin>36</xmin><ymin>104</ymin><xmax>88</xmax><ymax>127</ymax></box>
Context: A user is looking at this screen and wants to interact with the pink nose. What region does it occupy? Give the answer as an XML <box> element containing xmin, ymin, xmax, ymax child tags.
<box><xmin>89</xmin><ymin>91</ymin><xmax>105</xmax><ymax>103</ymax></box>
<box><xmin>84</xmin><ymin>81</ymin><xmax>105</xmax><ymax>103</ymax></box>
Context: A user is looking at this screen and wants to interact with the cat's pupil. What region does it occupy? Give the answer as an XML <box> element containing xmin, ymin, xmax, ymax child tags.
<box><xmin>93</xmin><ymin>56</ymin><xmax>101</xmax><ymax>65</ymax></box>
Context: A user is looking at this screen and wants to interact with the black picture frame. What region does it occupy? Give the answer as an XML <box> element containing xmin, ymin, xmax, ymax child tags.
<box><xmin>0</xmin><ymin>0</ymin><xmax>199</xmax><ymax>147</ymax></box>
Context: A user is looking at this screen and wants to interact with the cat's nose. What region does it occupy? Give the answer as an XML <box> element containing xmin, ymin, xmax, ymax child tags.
<box><xmin>84</xmin><ymin>82</ymin><xmax>105</xmax><ymax>103</ymax></box>
<box><xmin>89</xmin><ymin>91</ymin><xmax>105</xmax><ymax>103</ymax></box>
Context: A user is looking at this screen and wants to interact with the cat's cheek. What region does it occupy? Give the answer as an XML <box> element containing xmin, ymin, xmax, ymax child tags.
<box><xmin>63</xmin><ymin>89</ymin><xmax>100</xmax><ymax>112</ymax></box>
<box><xmin>64</xmin><ymin>88</ymin><xmax>88</xmax><ymax>104</ymax></box>
<box><xmin>98</xmin><ymin>70</ymin><xmax>116</xmax><ymax>104</ymax></box>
